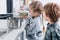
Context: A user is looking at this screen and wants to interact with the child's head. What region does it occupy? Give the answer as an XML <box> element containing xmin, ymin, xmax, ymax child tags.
<box><xmin>29</xmin><ymin>1</ymin><xmax>43</xmax><ymax>17</ymax></box>
<box><xmin>43</xmin><ymin>3</ymin><xmax>60</xmax><ymax>23</ymax></box>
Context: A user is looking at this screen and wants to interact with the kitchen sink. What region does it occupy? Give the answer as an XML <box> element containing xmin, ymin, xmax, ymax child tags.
<box><xmin>0</xmin><ymin>29</ymin><xmax>12</xmax><ymax>37</ymax></box>
<box><xmin>0</xmin><ymin>31</ymin><xmax>7</xmax><ymax>36</ymax></box>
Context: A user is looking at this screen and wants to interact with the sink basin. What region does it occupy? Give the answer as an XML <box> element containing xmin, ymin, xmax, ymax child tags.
<box><xmin>0</xmin><ymin>31</ymin><xmax>7</xmax><ymax>36</ymax></box>
<box><xmin>0</xmin><ymin>29</ymin><xmax>12</xmax><ymax>37</ymax></box>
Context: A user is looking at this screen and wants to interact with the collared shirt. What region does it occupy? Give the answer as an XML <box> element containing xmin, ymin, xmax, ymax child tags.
<box><xmin>44</xmin><ymin>23</ymin><xmax>60</xmax><ymax>40</ymax></box>
<box><xmin>25</xmin><ymin>16</ymin><xmax>43</xmax><ymax>40</ymax></box>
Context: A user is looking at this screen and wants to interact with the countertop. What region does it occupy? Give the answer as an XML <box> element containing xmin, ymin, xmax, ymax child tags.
<box><xmin>0</xmin><ymin>20</ymin><xmax>26</xmax><ymax>40</ymax></box>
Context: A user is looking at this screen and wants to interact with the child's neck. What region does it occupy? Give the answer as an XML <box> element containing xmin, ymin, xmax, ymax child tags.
<box><xmin>47</xmin><ymin>18</ymin><xmax>54</xmax><ymax>24</ymax></box>
<box><xmin>48</xmin><ymin>21</ymin><xmax>54</xmax><ymax>24</ymax></box>
<box><xmin>32</xmin><ymin>15</ymin><xmax>40</xmax><ymax>18</ymax></box>
<box><xmin>32</xmin><ymin>15</ymin><xmax>39</xmax><ymax>19</ymax></box>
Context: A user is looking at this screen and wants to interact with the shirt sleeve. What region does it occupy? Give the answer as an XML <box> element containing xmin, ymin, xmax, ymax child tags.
<box><xmin>44</xmin><ymin>29</ymin><xmax>51</xmax><ymax>40</ymax></box>
<box><xmin>25</xmin><ymin>18</ymin><xmax>30</xmax><ymax>30</ymax></box>
<box><xmin>55</xmin><ymin>25</ymin><xmax>60</xmax><ymax>39</ymax></box>
<box><xmin>26</xmin><ymin>18</ymin><xmax>43</xmax><ymax>34</ymax></box>
<box><xmin>36</xmin><ymin>19</ymin><xmax>43</xmax><ymax>37</ymax></box>
<box><xmin>36</xmin><ymin>18</ymin><xmax>43</xmax><ymax>32</ymax></box>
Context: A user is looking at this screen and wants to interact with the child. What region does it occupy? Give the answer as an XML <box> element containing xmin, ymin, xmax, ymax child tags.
<box><xmin>25</xmin><ymin>1</ymin><xmax>44</xmax><ymax>40</ymax></box>
<box><xmin>43</xmin><ymin>3</ymin><xmax>60</xmax><ymax>40</ymax></box>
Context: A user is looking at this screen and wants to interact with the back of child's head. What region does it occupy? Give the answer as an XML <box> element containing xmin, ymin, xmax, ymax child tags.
<box><xmin>44</xmin><ymin>3</ymin><xmax>60</xmax><ymax>23</ymax></box>
<box><xmin>29</xmin><ymin>1</ymin><xmax>43</xmax><ymax>14</ymax></box>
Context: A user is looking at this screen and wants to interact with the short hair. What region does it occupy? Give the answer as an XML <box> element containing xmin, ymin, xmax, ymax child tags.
<box><xmin>29</xmin><ymin>1</ymin><xmax>43</xmax><ymax>14</ymax></box>
<box><xmin>44</xmin><ymin>3</ymin><xmax>60</xmax><ymax>23</ymax></box>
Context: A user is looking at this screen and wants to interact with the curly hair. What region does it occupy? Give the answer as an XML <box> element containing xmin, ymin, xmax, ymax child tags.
<box><xmin>44</xmin><ymin>3</ymin><xmax>60</xmax><ymax>23</ymax></box>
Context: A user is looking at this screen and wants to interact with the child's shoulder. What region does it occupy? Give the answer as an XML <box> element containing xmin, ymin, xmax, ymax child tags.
<box><xmin>55</xmin><ymin>22</ymin><xmax>60</xmax><ymax>30</ymax></box>
<box><xmin>36</xmin><ymin>16</ymin><xmax>42</xmax><ymax>22</ymax></box>
<box><xmin>33</xmin><ymin>16</ymin><xmax>43</xmax><ymax>26</ymax></box>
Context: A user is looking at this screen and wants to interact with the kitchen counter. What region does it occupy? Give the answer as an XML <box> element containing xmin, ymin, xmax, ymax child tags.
<box><xmin>0</xmin><ymin>20</ymin><xmax>26</xmax><ymax>40</ymax></box>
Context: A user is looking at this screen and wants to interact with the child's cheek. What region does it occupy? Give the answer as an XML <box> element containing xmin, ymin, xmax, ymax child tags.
<box><xmin>30</xmin><ymin>12</ymin><xmax>33</xmax><ymax>15</ymax></box>
<box><xmin>29</xmin><ymin>11</ymin><xmax>34</xmax><ymax>16</ymax></box>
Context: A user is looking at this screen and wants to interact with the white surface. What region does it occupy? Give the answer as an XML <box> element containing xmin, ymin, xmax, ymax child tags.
<box><xmin>0</xmin><ymin>19</ymin><xmax>8</xmax><ymax>29</ymax></box>
<box><xmin>13</xmin><ymin>0</ymin><xmax>20</xmax><ymax>10</ymax></box>
<box><xmin>0</xmin><ymin>0</ymin><xmax>7</xmax><ymax>13</ymax></box>
<box><xmin>35</xmin><ymin>0</ymin><xmax>60</xmax><ymax>6</ymax></box>
<box><xmin>0</xmin><ymin>20</ymin><xmax>26</xmax><ymax>40</ymax></box>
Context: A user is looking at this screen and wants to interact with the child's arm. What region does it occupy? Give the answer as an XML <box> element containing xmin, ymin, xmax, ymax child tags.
<box><xmin>55</xmin><ymin>25</ymin><xmax>60</xmax><ymax>39</ymax></box>
<box><xmin>27</xmin><ymin>18</ymin><xmax>44</xmax><ymax>37</ymax></box>
<box><xmin>44</xmin><ymin>29</ymin><xmax>51</xmax><ymax>40</ymax></box>
<box><xmin>35</xmin><ymin>19</ymin><xmax>43</xmax><ymax>37</ymax></box>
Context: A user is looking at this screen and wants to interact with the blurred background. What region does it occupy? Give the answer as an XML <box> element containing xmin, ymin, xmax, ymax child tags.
<box><xmin>0</xmin><ymin>0</ymin><xmax>60</xmax><ymax>13</ymax></box>
<box><xmin>0</xmin><ymin>0</ymin><xmax>60</xmax><ymax>40</ymax></box>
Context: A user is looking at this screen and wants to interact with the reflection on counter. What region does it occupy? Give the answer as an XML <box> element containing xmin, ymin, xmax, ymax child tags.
<box><xmin>0</xmin><ymin>14</ymin><xmax>24</xmax><ymax>40</ymax></box>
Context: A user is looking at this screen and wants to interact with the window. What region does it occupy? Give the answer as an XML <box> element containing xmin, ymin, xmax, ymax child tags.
<box><xmin>7</xmin><ymin>0</ymin><xmax>13</xmax><ymax>13</ymax></box>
